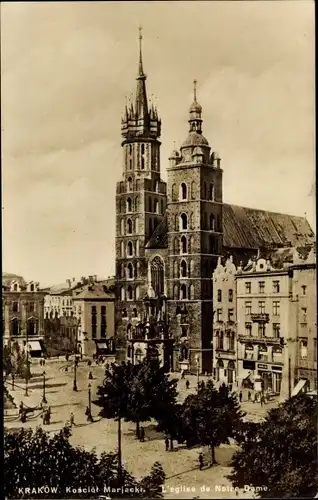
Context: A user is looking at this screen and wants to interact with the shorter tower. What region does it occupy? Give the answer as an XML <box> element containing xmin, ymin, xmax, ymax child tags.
<box><xmin>166</xmin><ymin>81</ymin><xmax>223</xmax><ymax>374</ymax></box>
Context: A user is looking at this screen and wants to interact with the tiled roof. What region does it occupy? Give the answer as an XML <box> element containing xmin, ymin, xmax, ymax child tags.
<box><xmin>145</xmin><ymin>205</ymin><xmax>315</xmax><ymax>250</ymax></box>
<box><xmin>73</xmin><ymin>286</ymin><xmax>114</xmax><ymax>300</ymax></box>
<box><xmin>223</xmin><ymin>204</ymin><xmax>315</xmax><ymax>249</ymax></box>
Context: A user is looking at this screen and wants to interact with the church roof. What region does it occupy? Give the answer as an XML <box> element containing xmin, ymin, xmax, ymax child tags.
<box><xmin>222</xmin><ymin>203</ymin><xmax>314</xmax><ymax>249</ymax></box>
<box><xmin>145</xmin><ymin>204</ymin><xmax>315</xmax><ymax>250</ymax></box>
<box><xmin>182</xmin><ymin>131</ymin><xmax>209</xmax><ymax>148</ymax></box>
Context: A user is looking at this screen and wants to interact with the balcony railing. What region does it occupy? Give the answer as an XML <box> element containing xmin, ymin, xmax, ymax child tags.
<box><xmin>250</xmin><ymin>313</ymin><xmax>270</xmax><ymax>323</ymax></box>
<box><xmin>238</xmin><ymin>335</ymin><xmax>282</xmax><ymax>345</ymax></box>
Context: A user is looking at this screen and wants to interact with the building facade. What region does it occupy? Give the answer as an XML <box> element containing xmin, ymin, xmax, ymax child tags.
<box><xmin>212</xmin><ymin>256</ymin><xmax>237</xmax><ymax>386</ymax></box>
<box><xmin>235</xmin><ymin>247</ymin><xmax>316</xmax><ymax>398</ymax></box>
<box><xmin>73</xmin><ymin>282</ymin><xmax>115</xmax><ymax>358</ymax></box>
<box><xmin>114</xmin><ymin>32</ymin><xmax>315</xmax><ymax>374</ymax></box>
<box><xmin>2</xmin><ymin>276</ymin><xmax>46</xmax><ymax>356</ymax></box>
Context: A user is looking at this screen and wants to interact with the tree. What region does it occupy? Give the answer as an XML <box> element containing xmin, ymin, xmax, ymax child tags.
<box><xmin>4</xmin><ymin>426</ymin><xmax>165</xmax><ymax>499</ymax></box>
<box><xmin>228</xmin><ymin>394</ymin><xmax>318</xmax><ymax>498</ymax></box>
<box><xmin>182</xmin><ymin>381</ymin><xmax>244</xmax><ymax>463</ymax></box>
<box><xmin>95</xmin><ymin>360</ymin><xmax>178</xmax><ymax>439</ymax></box>
<box><xmin>127</xmin><ymin>359</ymin><xmax>178</xmax><ymax>438</ymax></box>
<box><xmin>156</xmin><ymin>403</ymin><xmax>185</xmax><ymax>449</ymax></box>
<box><xmin>3</xmin><ymin>344</ymin><xmax>13</xmax><ymax>379</ymax></box>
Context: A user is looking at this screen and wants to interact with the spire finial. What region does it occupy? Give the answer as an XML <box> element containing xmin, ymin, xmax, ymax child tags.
<box><xmin>138</xmin><ymin>26</ymin><xmax>143</xmax><ymax>76</ymax></box>
<box><xmin>173</xmin><ymin>141</ymin><xmax>176</xmax><ymax>150</ymax></box>
<box><xmin>193</xmin><ymin>79</ymin><xmax>198</xmax><ymax>101</ymax></box>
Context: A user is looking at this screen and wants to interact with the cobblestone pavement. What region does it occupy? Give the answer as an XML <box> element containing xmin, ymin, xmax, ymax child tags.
<box><xmin>5</xmin><ymin>360</ymin><xmax>274</xmax><ymax>499</ymax></box>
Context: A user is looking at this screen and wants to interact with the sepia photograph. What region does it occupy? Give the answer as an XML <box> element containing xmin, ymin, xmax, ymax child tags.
<box><xmin>2</xmin><ymin>1</ymin><xmax>316</xmax><ymax>499</ymax></box>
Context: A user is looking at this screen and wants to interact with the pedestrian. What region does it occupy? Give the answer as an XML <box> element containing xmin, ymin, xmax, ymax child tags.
<box><xmin>165</xmin><ymin>437</ymin><xmax>169</xmax><ymax>451</ymax></box>
<box><xmin>88</xmin><ymin>371</ymin><xmax>93</xmax><ymax>380</ymax></box>
<box><xmin>186</xmin><ymin>380</ymin><xmax>190</xmax><ymax>390</ymax></box>
<box><xmin>248</xmin><ymin>390</ymin><xmax>251</xmax><ymax>402</ymax></box>
<box><xmin>239</xmin><ymin>391</ymin><xmax>243</xmax><ymax>402</ymax></box>
<box><xmin>140</xmin><ymin>427</ymin><xmax>145</xmax><ymax>442</ymax></box>
<box><xmin>70</xmin><ymin>412</ymin><xmax>75</xmax><ymax>427</ymax></box>
<box><xmin>260</xmin><ymin>394</ymin><xmax>265</xmax><ymax>407</ymax></box>
<box><xmin>229</xmin><ymin>384</ymin><xmax>233</xmax><ymax>392</ymax></box>
<box><xmin>43</xmin><ymin>359</ymin><xmax>45</xmax><ymax>366</ymax></box>
<box><xmin>21</xmin><ymin>409</ymin><xmax>27</xmax><ymax>423</ymax></box>
<box><xmin>199</xmin><ymin>452</ymin><xmax>204</xmax><ymax>471</ymax></box>
<box><xmin>19</xmin><ymin>402</ymin><xmax>24</xmax><ymax>415</ymax></box>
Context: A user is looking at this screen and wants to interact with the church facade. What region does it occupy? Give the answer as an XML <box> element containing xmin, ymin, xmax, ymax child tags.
<box><xmin>114</xmin><ymin>33</ymin><xmax>315</xmax><ymax>374</ymax></box>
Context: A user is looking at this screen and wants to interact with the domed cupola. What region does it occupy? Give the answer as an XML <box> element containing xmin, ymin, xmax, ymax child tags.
<box><xmin>180</xmin><ymin>80</ymin><xmax>210</xmax><ymax>161</ymax></box>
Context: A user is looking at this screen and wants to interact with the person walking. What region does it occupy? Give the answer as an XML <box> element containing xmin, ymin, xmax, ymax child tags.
<box><xmin>199</xmin><ymin>452</ymin><xmax>204</xmax><ymax>471</ymax></box>
<box><xmin>239</xmin><ymin>391</ymin><xmax>243</xmax><ymax>402</ymax></box>
<box><xmin>165</xmin><ymin>437</ymin><xmax>169</xmax><ymax>451</ymax></box>
<box><xmin>70</xmin><ymin>412</ymin><xmax>75</xmax><ymax>427</ymax></box>
<box><xmin>186</xmin><ymin>380</ymin><xmax>190</xmax><ymax>390</ymax></box>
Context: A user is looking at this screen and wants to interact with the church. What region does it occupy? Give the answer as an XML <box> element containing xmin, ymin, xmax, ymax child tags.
<box><xmin>114</xmin><ymin>31</ymin><xmax>314</xmax><ymax>374</ymax></box>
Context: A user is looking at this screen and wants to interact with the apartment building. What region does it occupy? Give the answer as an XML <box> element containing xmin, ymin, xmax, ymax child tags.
<box><xmin>212</xmin><ymin>256</ymin><xmax>237</xmax><ymax>386</ymax></box>
<box><xmin>235</xmin><ymin>247</ymin><xmax>316</xmax><ymax>398</ymax></box>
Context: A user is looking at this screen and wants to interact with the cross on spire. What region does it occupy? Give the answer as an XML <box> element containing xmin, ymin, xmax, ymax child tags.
<box><xmin>138</xmin><ymin>26</ymin><xmax>144</xmax><ymax>77</ymax></box>
<box><xmin>193</xmin><ymin>79</ymin><xmax>197</xmax><ymax>101</ymax></box>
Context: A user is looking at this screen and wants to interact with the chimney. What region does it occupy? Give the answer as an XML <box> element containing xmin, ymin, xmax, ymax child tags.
<box><xmin>66</xmin><ymin>279</ymin><xmax>71</xmax><ymax>288</ymax></box>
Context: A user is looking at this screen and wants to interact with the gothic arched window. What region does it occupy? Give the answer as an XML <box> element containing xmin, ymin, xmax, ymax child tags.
<box><xmin>121</xmin><ymin>219</ymin><xmax>125</xmax><ymax>235</ymax></box>
<box><xmin>203</xmin><ymin>182</ymin><xmax>207</xmax><ymax>199</ymax></box>
<box><xmin>180</xmin><ymin>183</ymin><xmax>187</xmax><ymax>200</ymax></box>
<box><xmin>121</xmin><ymin>241</ymin><xmax>125</xmax><ymax>257</ymax></box>
<box><xmin>135</xmin><ymin>217</ymin><xmax>139</xmax><ymax>234</ymax></box>
<box><xmin>134</xmin><ymin>196</ymin><xmax>139</xmax><ymax>211</ymax></box>
<box><xmin>173</xmin><ymin>284</ymin><xmax>179</xmax><ymax>300</ymax></box>
<box><xmin>180</xmin><ymin>260</ymin><xmax>187</xmax><ymax>278</ymax></box>
<box><xmin>136</xmin><ymin>240</ymin><xmax>140</xmax><ymax>256</ymax></box>
<box><xmin>174</xmin><ymin>237</ymin><xmax>179</xmax><ymax>254</ymax></box>
<box><xmin>180</xmin><ymin>284</ymin><xmax>187</xmax><ymax>300</ymax></box>
<box><xmin>135</xmin><ymin>286</ymin><xmax>140</xmax><ymax>300</ymax></box>
<box><xmin>172</xmin><ymin>184</ymin><xmax>177</xmax><ymax>201</ymax></box>
<box><xmin>154</xmin><ymin>199</ymin><xmax>159</xmax><ymax>214</ymax></box>
<box><xmin>150</xmin><ymin>256</ymin><xmax>165</xmax><ymax>297</ymax></box>
<box><xmin>209</xmin><ymin>183</ymin><xmax>214</xmax><ymax>201</ymax></box>
<box><xmin>173</xmin><ymin>260</ymin><xmax>178</xmax><ymax>278</ymax></box>
<box><xmin>128</xmin><ymin>177</ymin><xmax>133</xmax><ymax>191</ymax></box>
<box><xmin>127</xmin><ymin>219</ymin><xmax>133</xmax><ymax>234</ymax></box>
<box><xmin>181</xmin><ymin>235</ymin><xmax>187</xmax><ymax>254</ymax></box>
<box><xmin>127</xmin><ymin>198</ymin><xmax>132</xmax><ymax>213</ymax></box>
<box><xmin>27</xmin><ymin>318</ymin><xmax>37</xmax><ymax>336</ymax></box>
<box><xmin>127</xmin><ymin>241</ymin><xmax>133</xmax><ymax>257</ymax></box>
<box><xmin>127</xmin><ymin>263</ymin><xmax>133</xmax><ymax>280</ymax></box>
<box><xmin>191</xmin><ymin>181</ymin><xmax>196</xmax><ymax>200</ymax></box>
<box><xmin>175</xmin><ymin>215</ymin><xmax>179</xmax><ymax>231</ymax></box>
<box><xmin>210</xmin><ymin>214</ymin><xmax>215</xmax><ymax>231</ymax></box>
<box><xmin>189</xmin><ymin>284</ymin><xmax>195</xmax><ymax>300</ymax></box>
<box><xmin>209</xmin><ymin>235</ymin><xmax>216</xmax><ymax>254</ymax></box>
<box><xmin>190</xmin><ymin>260</ymin><xmax>195</xmax><ymax>276</ymax></box>
<box><xmin>180</xmin><ymin>213</ymin><xmax>188</xmax><ymax>230</ymax></box>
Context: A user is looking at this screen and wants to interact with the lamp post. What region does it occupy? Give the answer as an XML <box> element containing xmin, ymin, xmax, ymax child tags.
<box><xmin>195</xmin><ymin>353</ymin><xmax>200</xmax><ymax>392</ymax></box>
<box><xmin>87</xmin><ymin>383</ymin><xmax>93</xmax><ymax>422</ymax></box>
<box><xmin>25</xmin><ymin>336</ymin><xmax>29</xmax><ymax>397</ymax></box>
<box><xmin>73</xmin><ymin>321</ymin><xmax>79</xmax><ymax>392</ymax></box>
<box><xmin>42</xmin><ymin>370</ymin><xmax>47</xmax><ymax>404</ymax></box>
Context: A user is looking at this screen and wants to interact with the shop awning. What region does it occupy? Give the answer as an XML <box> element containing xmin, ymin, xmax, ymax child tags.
<box><xmin>291</xmin><ymin>379</ymin><xmax>307</xmax><ymax>397</ymax></box>
<box><xmin>27</xmin><ymin>341</ymin><xmax>42</xmax><ymax>351</ymax></box>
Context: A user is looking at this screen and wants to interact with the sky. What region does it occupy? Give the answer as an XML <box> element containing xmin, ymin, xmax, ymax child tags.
<box><xmin>1</xmin><ymin>1</ymin><xmax>315</xmax><ymax>287</ymax></box>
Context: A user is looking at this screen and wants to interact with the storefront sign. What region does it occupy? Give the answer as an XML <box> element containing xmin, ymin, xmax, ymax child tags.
<box><xmin>257</xmin><ymin>363</ymin><xmax>268</xmax><ymax>370</ymax></box>
<box><xmin>272</xmin><ymin>365</ymin><xmax>282</xmax><ymax>372</ymax></box>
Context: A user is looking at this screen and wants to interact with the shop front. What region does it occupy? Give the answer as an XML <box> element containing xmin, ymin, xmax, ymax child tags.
<box><xmin>257</xmin><ymin>362</ymin><xmax>283</xmax><ymax>394</ymax></box>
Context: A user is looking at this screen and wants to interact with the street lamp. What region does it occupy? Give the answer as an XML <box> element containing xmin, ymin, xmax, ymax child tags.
<box><xmin>73</xmin><ymin>321</ymin><xmax>80</xmax><ymax>392</ymax></box>
<box><xmin>25</xmin><ymin>339</ymin><xmax>30</xmax><ymax>397</ymax></box>
<box><xmin>195</xmin><ymin>353</ymin><xmax>200</xmax><ymax>391</ymax></box>
<box><xmin>42</xmin><ymin>370</ymin><xmax>47</xmax><ymax>404</ymax></box>
<box><xmin>87</xmin><ymin>383</ymin><xmax>93</xmax><ymax>422</ymax></box>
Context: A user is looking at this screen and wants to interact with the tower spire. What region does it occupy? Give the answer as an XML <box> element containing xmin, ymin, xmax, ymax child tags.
<box><xmin>138</xmin><ymin>26</ymin><xmax>144</xmax><ymax>76</ymax></box>
<box><xmin>193</xmin><ymin>79</ymin><xmax>197</xmax><ymax>101</ymax></box>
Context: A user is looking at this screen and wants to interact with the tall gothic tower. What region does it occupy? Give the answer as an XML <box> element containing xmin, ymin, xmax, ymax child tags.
<box><xmin>166</xmin><ymin>82</ymin><xmax>223</xmax><ymax>374</ymax></box>
<box><xmin>115</xmin><ymin>29</ymin><xmax>167</xmax><ymax>360</ymax></box>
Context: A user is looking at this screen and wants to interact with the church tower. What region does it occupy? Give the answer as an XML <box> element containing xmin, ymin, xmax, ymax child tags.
<box><xmin>115</xmin><ymin>29</ymin><xmax>167</xmax><ymax>361</ymax></box>
<box><xmin>166</xmin><ymin>81</ymin><xmax>223</xmax><ymax>374</ymax></box>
